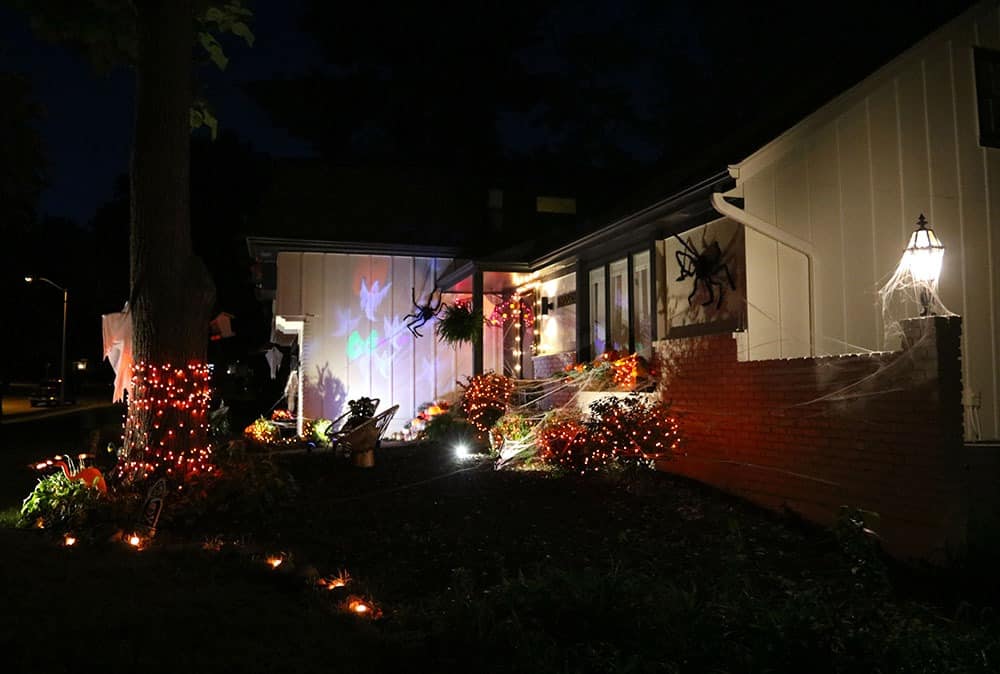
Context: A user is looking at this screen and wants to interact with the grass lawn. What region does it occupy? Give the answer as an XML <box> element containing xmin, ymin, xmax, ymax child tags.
<box><xmin>2</xmin><ymin>440</ymin><xmax>998</xmax><ymax>673</ymax></box>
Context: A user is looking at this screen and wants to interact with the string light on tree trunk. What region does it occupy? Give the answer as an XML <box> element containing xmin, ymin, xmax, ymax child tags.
<box><xmin>119</xmin><ymin>362</ymin><xmax>214</xmax><ymax>483</ymax></box>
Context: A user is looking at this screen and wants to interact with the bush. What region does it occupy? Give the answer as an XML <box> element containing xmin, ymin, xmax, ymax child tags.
<box><xmin>19</xmin><ymin>473</ymin><xmax>105</xmax><ymax>530</ymax></box>
<box><xmin>460</xmin><ymin>373</ymin><xmax>514</xmax><ymax>433</ymax></box>
<box><xmin>536</xmin><ymin>395</ymin><xmax>680</xmax><ymax>474</ymax></box>
<box><xmin>163</xmin><ymin>443</ymin><xmax>298</xmax><ymax>530</ymax></box>
<box><xmin>244</xmin><ymin>417</ymin><xmax>279</xmax><ymax>446</ymax></box>
<box><xmin>422</xmin><ymin>412</ymin><xmax>481</xmax><ymax>447</ymax></box>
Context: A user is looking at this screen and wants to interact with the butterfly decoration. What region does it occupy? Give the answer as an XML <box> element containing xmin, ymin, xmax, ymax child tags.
<box><xmin>383</xmin><ymin>315</ymin><xmax>411</xmax><ymax>351</ymax></box>
<box><xmin>360</xmin><ymin>278</ymin><xmax>392</xmax><ymax>321</ymax></box>
<box><xmin>332</xmin><ymin>307</ymin><xmax>361</xmax><ymax>337</ymax></box>
<box><xmin>347</xmin><ymin>329</ymin><xmax>379</xmax><ymax>361</ymax></box>
<box><xmin>373</xmin><ymin>349</ymin><xmax>393</xmax><ymax>379</ymax></box>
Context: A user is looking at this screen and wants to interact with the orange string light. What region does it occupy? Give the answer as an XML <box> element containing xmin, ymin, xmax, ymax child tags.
<box><xmin>119</xmin><ymin>361</ymin><xmax>214</xmax><ymax>482</ymax></box>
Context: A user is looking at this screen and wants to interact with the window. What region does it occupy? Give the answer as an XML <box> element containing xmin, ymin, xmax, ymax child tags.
<box><xmin>975</xmin><ymin>48</ymin><xmax>1000</xmax><ymax>148</ymax></box>
<box><xmin>589</xmin><ymin>268</ymin><xmax>606</xmax><ymax>355</ymax></box>
<box><xmin>588</xmin><ymin>250</ymin><xmax>653</xmax><ymax>358</ymax></box>
<box><xmin>609</xmin><ymin>258</ymin><xmax>629</xmax><ymax>351</ymax></box>
<box><xmin>631</xmin><ymin>251</ymin><xmax>651</xmax><ymax>357</ymax></box>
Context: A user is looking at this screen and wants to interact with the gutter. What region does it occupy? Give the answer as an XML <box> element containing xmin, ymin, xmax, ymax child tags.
<box><xmin>710</xmin><ymin>192</ymin><xmax>817</xmax><ymax>355</ymax></box>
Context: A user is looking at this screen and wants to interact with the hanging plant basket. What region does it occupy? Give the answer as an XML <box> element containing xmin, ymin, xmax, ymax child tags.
<box><xmin>436</xmin><ymin>301</ymin><xmax>483</xmax><ymax>346</ymax></box>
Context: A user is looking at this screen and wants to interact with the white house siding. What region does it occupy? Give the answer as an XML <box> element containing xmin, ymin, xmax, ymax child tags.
<box><xmin>275</xmin><ymin>251</ymin><xmax>472</xmax><ymax>432</ymax></box>
<box><xmin>744</xmin><ymin>227</ymin><xmax>812</xmax><ymax>359</ymax></box>
<box><xmin>729</xmin><ymin>1</ymin><xmax>1000</xmax><ymax>439</ymax></box>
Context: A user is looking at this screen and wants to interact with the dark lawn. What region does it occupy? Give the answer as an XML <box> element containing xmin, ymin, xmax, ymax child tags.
<box><xmin>2</xmin><ymin>439</ymin><xmax>998</xmax><ymax>673</ymax></box>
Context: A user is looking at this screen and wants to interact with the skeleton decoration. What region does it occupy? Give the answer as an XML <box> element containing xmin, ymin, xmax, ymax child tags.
<box><xmin>404</xmin><ymin>287</ymin><xmax>445</xmax><ymax>338</ymax></box>
<box><xmin>673</xmin><ymin>231</ymin><xmax>736</xmax><ymax>310</ymax></box>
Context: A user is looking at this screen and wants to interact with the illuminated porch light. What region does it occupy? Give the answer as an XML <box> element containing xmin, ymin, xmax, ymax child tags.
<box><xmin>63</xmin><ymin>534</ymin><xmax>77</xmax><ymax>547</ymax></box>
<box><xmin>454</xmin><ymin>442</ymin><xmax>470</xmax><ymax>458</ymax></box>
<box><xmin>901</xmin><ymin>213</ymin><xmax>945</xmax><ymax>315</ymax></box>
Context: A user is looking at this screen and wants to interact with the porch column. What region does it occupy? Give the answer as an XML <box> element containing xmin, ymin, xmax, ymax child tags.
<box><xmin>576</xmin><ymin>260</ymin><xmax>590</xmax><ymax>362</ymax></box>
<box><xmin>472</xmin><ymin>267</ymin><xmax>484</xmax><ymax>375</ymax></box>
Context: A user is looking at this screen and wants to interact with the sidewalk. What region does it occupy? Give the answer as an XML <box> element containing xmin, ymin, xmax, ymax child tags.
<box><xmin>2</xmin><ymin>397</ymin><xmax>117</xmax><ymax>425</ymax></box>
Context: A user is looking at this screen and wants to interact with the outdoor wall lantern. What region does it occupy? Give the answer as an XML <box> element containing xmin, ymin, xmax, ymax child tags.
<box><xmin>901</xmin><ymin>213</ymin><xmax>945</xmax><ymax>316</ymax></box>
<box><xmin>540</xmin><ymin>296</ymin><xmax>553</xmax><ymax>315</ymax></box>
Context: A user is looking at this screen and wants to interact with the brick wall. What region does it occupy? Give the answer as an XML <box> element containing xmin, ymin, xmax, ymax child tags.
<box><xmin>654</xmin><ymin>316</ymin><xmax>967</xmax><ymax>562</ymax></box>
<box><xmin>530</xmin><ymin>351</ymin><xmax>577</xmax><ymax>410</ymax></box>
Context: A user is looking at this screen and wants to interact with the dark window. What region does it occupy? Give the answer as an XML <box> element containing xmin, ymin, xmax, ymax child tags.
<box><xmin>974</xmin><ymin>48</ymin><xmax>1000</xmax><ymax>148</ymax></box>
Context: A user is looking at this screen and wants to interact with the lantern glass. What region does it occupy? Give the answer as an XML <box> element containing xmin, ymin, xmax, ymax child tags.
<box><xmin>902</xmin><ymin>217</ymin><xmax>944</xmax><ymax>284</ymax></box>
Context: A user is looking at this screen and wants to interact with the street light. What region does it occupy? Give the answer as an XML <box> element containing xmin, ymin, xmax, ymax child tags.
<box><xmin>25</xmin><ymin>276</ymin><xmax>68</xmax><ymax>406</ymax></box>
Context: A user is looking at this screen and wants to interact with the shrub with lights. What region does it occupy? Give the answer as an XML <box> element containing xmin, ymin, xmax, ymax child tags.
<box><xmin>460</xmin><ymin>372</ymin><xmax>515</xmax><ymax>434</ymax></box>
<box><xmin>585</xmin><ymin>394</ymin><xmax>679</xmax><ymax>464</ymax></box>
<box><xmin>535</xmin><ymin>395</ymin><xmax>680</xmax><ymax>475</ymax></box>
<box><xmin>562</xmin><ymin>350</ymin><xmax>658</xmax><ymax>392</ymax></box>
<box><xmin>244</xmin><ymin>417</ymin><xmax>280</xmax><ymax>446</ymax></box>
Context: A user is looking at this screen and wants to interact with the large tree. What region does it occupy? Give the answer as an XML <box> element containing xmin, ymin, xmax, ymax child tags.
<box><xmin>15</xmin><ymin>0</ymin><xmax>253</xmax><ymax>483</ymax></box>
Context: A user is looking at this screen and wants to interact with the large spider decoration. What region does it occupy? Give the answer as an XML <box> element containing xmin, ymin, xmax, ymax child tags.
<box><xmin>673</xmin><ymin>231</ymin><xmax>736</xmax><ymax>309</ymax></box>
<box><xmin>404</xmin><ymin>287</ymin><xmax>444</xmax><ymax>337</ymax></box>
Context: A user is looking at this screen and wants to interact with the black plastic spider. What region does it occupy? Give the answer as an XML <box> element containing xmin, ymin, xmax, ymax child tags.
<box><xmin>404</xmin><ymin>287</ymin><xmax>444</xmax><ymax>337</ymax></box>
<box><xmin>673</xmin><ymin>231</ymin><xmax>736</xmax><ymax>309</ymax></box>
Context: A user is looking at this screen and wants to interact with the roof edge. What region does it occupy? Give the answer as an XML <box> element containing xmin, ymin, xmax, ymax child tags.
<box><xmin>529</xmin><ymin>170</ymin><xmax>734</xmax><ymax>269</ymax></box>
<box><xmin>246</xmin><ymin>236</ymin><xmax>461</xmax><ymax>260</ymax></box>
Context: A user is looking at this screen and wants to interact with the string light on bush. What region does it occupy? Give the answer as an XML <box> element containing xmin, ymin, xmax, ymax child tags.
<box><xmin>461</xmin><ymin>372</ymin><xmax>515</xmax><ymax>432</ymax></box>
<box><xmin>537</xmin><ymin>397</ymin><xmax>681</xmax><ymax>474</ymax></box>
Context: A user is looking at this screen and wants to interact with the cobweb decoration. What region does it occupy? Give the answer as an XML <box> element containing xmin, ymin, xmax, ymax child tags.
<box><xmin>877</xmin><ymin>218</ymin><xmax>954</xmax><ymax>349</ymax></box>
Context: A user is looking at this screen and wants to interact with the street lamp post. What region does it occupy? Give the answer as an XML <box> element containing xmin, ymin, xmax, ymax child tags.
<box><xmin>25</xmin><ymin>276</ymin><xmax>68</xmax><ymax>406</ymax></box>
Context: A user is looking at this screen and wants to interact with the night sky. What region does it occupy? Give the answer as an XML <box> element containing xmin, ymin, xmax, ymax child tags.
<box><xmin>0</xmin><ymin>0</ymin><xmax>980</xmax><ymax>382</ymax></box>
<box><xmin>1</xmin><ymin>0</ymin><xmax>977</xmax><ymax>225</ymax></box>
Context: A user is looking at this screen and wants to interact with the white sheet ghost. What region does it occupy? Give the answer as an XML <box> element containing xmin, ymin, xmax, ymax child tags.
<box><xmin>359</xmin><ymin>278</ymin><xmax>391</xmax><ymax>321</ymax></box>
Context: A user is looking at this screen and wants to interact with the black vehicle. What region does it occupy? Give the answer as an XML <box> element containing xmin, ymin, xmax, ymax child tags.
<box><xmin>29</xmin><ymin>379</ymin><xmax>75</xmax><ymax>407</ymax></box>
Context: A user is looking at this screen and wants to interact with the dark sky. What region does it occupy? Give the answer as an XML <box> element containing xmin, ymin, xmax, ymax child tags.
<box><xmin>0</xmin><ymin>0</ymin><xmax>980</xmax><ymax>225</ymax></box>
<box><xmin>0</xmin><ymin>0</ymin><xmax>318</xmax><ymax>224</ymax></box>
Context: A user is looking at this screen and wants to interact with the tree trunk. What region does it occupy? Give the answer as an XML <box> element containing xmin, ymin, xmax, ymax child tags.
<box><xmin>120</xmin><ymin>0</ymin><xmax>216</xmax><ymax>483</ymax></box>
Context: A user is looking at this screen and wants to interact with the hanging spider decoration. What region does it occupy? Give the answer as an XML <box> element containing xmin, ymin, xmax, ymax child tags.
<box><xmin>404</xmin><ymin>287</ymin><xmax>445</xmax><ymax>337</ymax></box>
<box><xmin>673</xmin><ymin>231</ymin><xmax>736</xmax><ymax>309</ymax></box>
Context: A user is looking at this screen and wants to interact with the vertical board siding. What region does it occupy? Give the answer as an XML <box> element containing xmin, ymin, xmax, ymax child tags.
<box><xmin>412</xmin><ymin>258</ymin><xmax>437</xmax><ymax>407</ymax></box>
<box><xmin>276</xmin><ymin>252</ymin><xmax>467</xmax><ymax>433</ymax></box>
<box><xmin>838</xmin><ymin>102</ymin><xmax>879</xmax><ymax>350</ymax></box>
<box><xmin>868</xmin><ymin>84</ymin><xmax>905</xmax><ymax>349</ymax></box>
<box><xmin>774</xmin><ymin>148</ymin><xmax>810</xmax><ymax>243</ymax></box>
<box><xmin>737</xmin><ymin>6</ymin><xmax>1000</xmax><ymax>437</ymax></box>
<box><xmin>805</xmin><ymin>125</ymin><xmax>846</xmax><ymax>354</ymax></box>
<box><xmin>744</xmin><ymin>165</ymin><xmax>776</xmax><ymax>224</ymax></box>
<box><xmin>778</xmin><ymin>245</ymin><xmax>811</xmax><ymax>358</ymax></box>
<box><xmin>745</xmin><ymin>228</ymin><xmax>781</xmax><ymax>359</ymax></box>
<box><xmin>976</xmin><ymin>2</ymin><xmax>1000</xmax><ymax>440</ymax></box>
<box><xmin>390</xmin><ymin>256</ymin><xmax>415</xmax><ymax>431</ymax></box>
<box><xmin>323</xmin><ymin>253</ymin><xmax>351</xmax><ymax>420</ymax></box>
<box><xmin>275</xmin><ymin>252</ymin><xmax>302</xmax><ymax>316</ymax></box>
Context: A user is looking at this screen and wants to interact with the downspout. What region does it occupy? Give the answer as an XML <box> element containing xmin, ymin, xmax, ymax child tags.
<box><xmin>710</xmin><ymin>191</ymin><xmax>818</xmax><ymax>356</ymax></box>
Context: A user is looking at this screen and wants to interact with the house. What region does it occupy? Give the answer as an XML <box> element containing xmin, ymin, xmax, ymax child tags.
<box><xmin>251</xmin><ymin>2</ymin><xmax>1000</xmax><ymax>442</ymax></box>
<box><xmin>247</xmin><ymin>1</ymin><xmax>1000</xmax><ymax>558</ymax></box>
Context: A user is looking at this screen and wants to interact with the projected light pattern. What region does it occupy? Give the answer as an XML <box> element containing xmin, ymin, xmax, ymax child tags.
<box><xmin>282</xmin><ymin>253</ymin><xmax>478</xmax><ymax>430</ymax></box>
